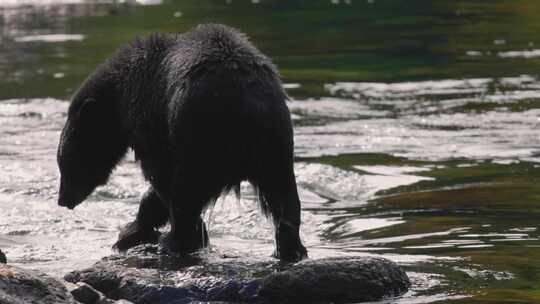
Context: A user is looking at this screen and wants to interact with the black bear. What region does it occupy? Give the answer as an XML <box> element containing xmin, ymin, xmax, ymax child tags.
<box><xmin>0</xmin><ymin>249</ymin><xmax>6</xmax><ymax>264</ymax></box>
<box><xmin>56</xmin><ymin>24</ymin><xmax>307</xmax><ymax>261</ymax></box>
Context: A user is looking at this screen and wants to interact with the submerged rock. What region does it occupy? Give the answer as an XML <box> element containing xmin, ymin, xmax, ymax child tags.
<box><xmin>64</xmin><ymin>245</ymin><xmax>410</xmax><ymax>303</ymax></box>
<box><xmin>0</xmin><ymin>263</ymin><xmax>76</xmax><ymax>304</ymax></box>
<box><xmin>66</xmin><ymin>282</ymin><xmax>135</xmax><ymax>304</ymax></box>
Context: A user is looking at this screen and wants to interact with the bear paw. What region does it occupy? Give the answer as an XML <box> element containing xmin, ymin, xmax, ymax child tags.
<box><xmin>273</xmin><ymin>244</ymin><xmax>308</xmax><ymax>262</ymax></box>
<box><xmin>158</xmin><ymin>231</ymin><xmax>209</xmax><ymax>256</ymax></box>
<box><xmin>113</xmin><ymin>221</ymin><xmax>160</xmax><ymax>251</ymax></box>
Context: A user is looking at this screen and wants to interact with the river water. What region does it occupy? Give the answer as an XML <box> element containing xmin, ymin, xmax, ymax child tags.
<box><xmin>1</xmin><ymin>1</ymin><xmax>540</xmax><ymax>303</ymax></box>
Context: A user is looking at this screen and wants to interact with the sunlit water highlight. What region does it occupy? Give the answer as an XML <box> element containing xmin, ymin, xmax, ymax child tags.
<box><xmin>293</xmin><ymin>76</ymin><xmax>540</xmax><ymax>162</ymax></box>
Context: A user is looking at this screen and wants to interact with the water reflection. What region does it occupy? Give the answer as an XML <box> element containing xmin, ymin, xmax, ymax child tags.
<box><xmin>1</xmin><ymin>2</ymin><xmax>117</xmax><ymax>38</ymax></box>
<box><xmin>14</xmin><ymin>34</ymin><xmax>85</xmax><ymax>42</ymax></box>
<box><xmin>0</xmin><ymin>0</ymin><xmax>161</xmax><ymax>7</ymax></box>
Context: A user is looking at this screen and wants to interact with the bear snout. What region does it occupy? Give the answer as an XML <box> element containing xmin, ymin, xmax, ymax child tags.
<box><xmin>57</xmin><ymin>181</ymin><xmax>87</xmax><ymax>210</ymax></box>
<box><xmin>58</xmin><ymin>198</ymin><xmax>76</xmax><ymax>209</ymax></box>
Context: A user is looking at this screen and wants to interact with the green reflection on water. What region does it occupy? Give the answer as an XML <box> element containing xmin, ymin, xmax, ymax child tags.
<box><xmin>2</xmin><ymin>0</ymin><xmax>540</xmax><ymax>99</ymax></box>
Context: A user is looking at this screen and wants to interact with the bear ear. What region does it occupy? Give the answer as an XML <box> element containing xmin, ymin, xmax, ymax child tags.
<box><xmin>77</xmin><ymin>98</ymin><xmax>99</xmax><ymax>121</ymax></box>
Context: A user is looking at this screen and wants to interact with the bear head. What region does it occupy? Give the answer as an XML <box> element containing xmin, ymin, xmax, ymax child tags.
<box><xmin>57</xmin><ymin>68</ymin><xmax>127</xmax><ymax>209</ymax></box>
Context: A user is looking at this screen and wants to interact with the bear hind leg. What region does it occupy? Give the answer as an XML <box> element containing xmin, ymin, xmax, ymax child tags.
<box><xmin>255</xmin><ymin>163</ymin><xmax>308</xmax><ymax>262</ymax></box>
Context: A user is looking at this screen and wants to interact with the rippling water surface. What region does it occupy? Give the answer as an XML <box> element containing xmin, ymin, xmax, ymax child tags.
<box><xmin>1</xmin><ymin>1</ymin><xmax>540</xmax><ymax>303</ymax></box>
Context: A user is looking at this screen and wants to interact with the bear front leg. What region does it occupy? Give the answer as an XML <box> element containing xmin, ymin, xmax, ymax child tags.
<box><xmin>114</xmin><ymin>188</ymin><xmax>169</xmax><ymax>251</ymax></box>
<box><xmin>159</xmin><ymin>215</ymin><xmax>208</xmax><ymax>255</ymax></box>
<box><xmin>159</xmin><ymin>174</ymin><xmax>214</xmax><ymax>255</ymax></box>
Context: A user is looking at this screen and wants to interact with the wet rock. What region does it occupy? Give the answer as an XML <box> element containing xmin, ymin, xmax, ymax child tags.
<box><xmin>259</xmin><ymin>257</ymin><xmax>410</xmax><ymax>303</ymax></box>
<box><xmin>64</xmin><ymin>245</ymin><xmax>410</xmax><ymax>303</ymax></box>
<box><xmin>68</xmin><ymin>282</ymin><xmax>101</xmax><ymax>304</ymax></box>
<box><xmin>66</xmin><ymin>281</ymin><xmax>134</xmax><ymax>304</ymax></box>
<box><xmin>0</xmin><ymin>263</ymin><xmax>76</xmax><ymax>304</ymax></box>
<box><xmin>0</xmin><ymin>250</ymin><xmax>5</xmax><ymax>264</ymax></box>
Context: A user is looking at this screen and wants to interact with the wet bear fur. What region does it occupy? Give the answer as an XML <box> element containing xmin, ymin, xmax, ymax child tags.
<box><xmin>56</xmin><ymin>24</ymin><xmax>307</xmax><ymax>261</ymax></box>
